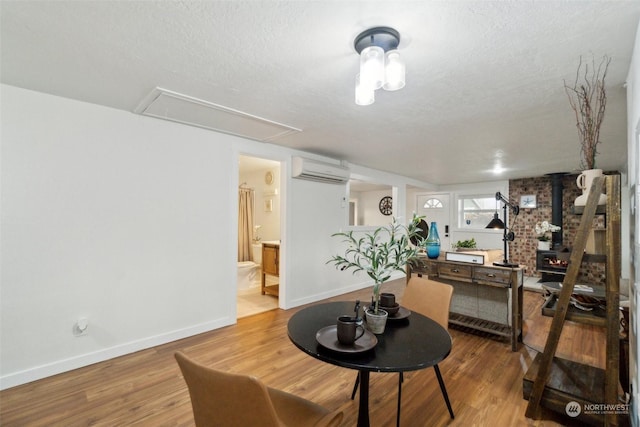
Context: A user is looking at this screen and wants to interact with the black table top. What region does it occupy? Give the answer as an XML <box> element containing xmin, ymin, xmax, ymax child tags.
<box><xmin>287</xmin><ymin>301</ymin><xmax>452</xmax><ymax>373</ymax></box>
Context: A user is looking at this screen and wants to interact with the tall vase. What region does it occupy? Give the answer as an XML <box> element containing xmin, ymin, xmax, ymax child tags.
<box><xmin>425</xmin><ymin>221</ymin><xmax>441</xmax><ymax>259</ymax></box>
<box><xmin>574</xmin><ymin>169</ymin><xmax>607</xmax><ymax>206</ymax></box>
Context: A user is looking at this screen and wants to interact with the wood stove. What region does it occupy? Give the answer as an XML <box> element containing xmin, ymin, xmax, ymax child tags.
<box><xmin>535</xmin><ymin>173</ymin><xmax>571</xmax><ymax>282</ymax></box>
<box><xmin>536</xmin><ymin>249</ymin><xmax>569</xmax><ymax>282</ymax></box>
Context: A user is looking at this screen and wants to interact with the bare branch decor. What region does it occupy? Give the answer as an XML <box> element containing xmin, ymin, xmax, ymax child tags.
<box><xmin>564</xmin><ymin>55</ymin><xmax>610</xmax><ymax>170</ymax></box>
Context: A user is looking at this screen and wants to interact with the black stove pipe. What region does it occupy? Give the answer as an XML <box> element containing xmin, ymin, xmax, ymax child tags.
<box><xmin>548</xmin><ymin>173</ymin><xmax>567</xmax><ymax>248</ymax></box>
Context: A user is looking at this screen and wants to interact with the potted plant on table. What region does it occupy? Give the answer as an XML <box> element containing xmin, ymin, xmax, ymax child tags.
<box><xmin>564</xmin><ymin>55</ymin><xmax>610</xmax><ymax>206</ymax></box>
<box><xmin>327</xmin><ymin>214</ymin><xmax>425</xmax><ymax>334</ymax></box>
<box><xmin>453</xmin><ymin>238</ymin><xmax>477</xmax><ymax>251</ymax></box>
<box><xmin>535</xmin><ymin>221</ymin><xmax>561</xmax><ymax>251</ymax></box>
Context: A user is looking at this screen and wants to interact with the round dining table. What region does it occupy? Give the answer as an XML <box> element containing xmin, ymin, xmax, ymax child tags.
<box><xmin>287</xmin><ymin>301</ymin><xmax>452</xmax><ymax>427</ymax></box>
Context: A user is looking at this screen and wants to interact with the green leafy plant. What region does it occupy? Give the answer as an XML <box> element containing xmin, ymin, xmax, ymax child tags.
<box><xmin>328</xmin><ymin>215</ymin><xmax>425</xmax><ymax>314</ymax></box>
<box><xmin>454</xmin><ymin>238</ymin><xmax>477</xmax><ymax>249</ymax></box>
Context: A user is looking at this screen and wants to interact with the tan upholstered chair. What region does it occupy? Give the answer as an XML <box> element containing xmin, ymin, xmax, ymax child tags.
<box><xmin>350</xmin><ymin>277</ymin><xmax>455</xmax><ymax>426</ymax></box>
<box><xmin>400</xmin><ymin>277</ymin><xmax>454</xmax><ymax>422</ymax></box>
<box><xmin>175</xmin><ymin>352</ymin><xmax>343</xmax><ymax>427</ymax></box>
<box><xmin>402</xmin><ymin>277</ymin><xmax>453</xmax><ymax>329</ymax></box>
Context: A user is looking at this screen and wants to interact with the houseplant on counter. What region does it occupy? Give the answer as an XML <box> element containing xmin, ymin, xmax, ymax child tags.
<box><xmin>453</xmin><ymin>238</ymin><xmax>477</xmax><ymax>251</ymax></box>
<box><xmin>328</xmin><ymin>214</ymin><xmax>425</xmax><ymax>333</ymax></box>
<box><xmin>564</xmin><ymin>55</ymin><xmax>610</xmax><ymax>206</ymax></box>
<box><xmin>535</xmin><ymin>221</ymin><xmax>561</xmax><ymax>251</ymax></box>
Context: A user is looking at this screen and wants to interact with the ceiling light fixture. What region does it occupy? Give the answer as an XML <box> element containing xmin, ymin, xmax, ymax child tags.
<box><xmin>354</xmin><ymin>27</ymin><xmax>405</xmax><ymax>106</ymax></box>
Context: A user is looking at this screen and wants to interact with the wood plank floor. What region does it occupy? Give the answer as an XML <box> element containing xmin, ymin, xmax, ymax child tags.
<box><xmin>1</xmin><ymin>280</ymin><xmax>608</xmax><ymax>426</ymax></box>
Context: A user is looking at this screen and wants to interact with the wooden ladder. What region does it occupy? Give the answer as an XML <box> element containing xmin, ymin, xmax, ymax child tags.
<box><xmin>525</xmin><ymin>174</ymin><xmax>621</xmax><ymax>426</ymax></box>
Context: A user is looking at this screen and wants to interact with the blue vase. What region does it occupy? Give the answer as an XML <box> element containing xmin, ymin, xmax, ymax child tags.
<box><xmin>425</xmin><ymin>221</ymin><xmax>441</xmax><ymax>259</ymax></box>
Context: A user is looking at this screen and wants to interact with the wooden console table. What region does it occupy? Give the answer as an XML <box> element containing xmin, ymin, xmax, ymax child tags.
<box><xmin>407</xmin><ymin>255</ymin><xmax>523</xmax><ymax>351</ymax></box>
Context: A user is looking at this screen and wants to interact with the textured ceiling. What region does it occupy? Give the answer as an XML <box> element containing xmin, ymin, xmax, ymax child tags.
<box><xmin>2</xmin><ymin>1</ymin><xmax>639</xmax><ymax>185</ymax></box>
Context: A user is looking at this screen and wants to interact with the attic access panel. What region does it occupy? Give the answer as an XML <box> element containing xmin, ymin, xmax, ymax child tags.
<box><xmin>134</xmin><ymin>88</ymin><xmax>301</xmax><ymax>142</ymax></box>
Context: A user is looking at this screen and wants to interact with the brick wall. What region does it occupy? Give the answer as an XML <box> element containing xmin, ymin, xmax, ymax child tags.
<box><xmin>509</xmin><ymin>174</ymin><xmax>606</xmax><ymax>285</ymax></box>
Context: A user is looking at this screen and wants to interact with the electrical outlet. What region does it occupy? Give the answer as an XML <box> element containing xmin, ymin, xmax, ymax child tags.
<box><xmin>73</xmin><ymin>317</ymin><xmax>89</xmax><ymax>336</ymax></box>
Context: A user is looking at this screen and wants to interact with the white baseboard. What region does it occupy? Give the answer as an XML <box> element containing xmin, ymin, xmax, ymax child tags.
<box><xmin>286</xmin><ymin>272</ymin><xmax>406</xmax><ymax>308</ymax></box>
<box><xmin>0</xmin><ymin>317</ymin><xmax>234</xmax><ymax>390</ymax></box>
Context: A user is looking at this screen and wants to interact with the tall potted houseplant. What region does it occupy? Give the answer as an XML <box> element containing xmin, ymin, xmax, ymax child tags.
<box><xmin>328</xmin><ymin>215</ymin><xmax>425</xmax><ymax>333</ymax></box>
<box><xmin>564</xmin><ymin>55</ymin><xmax>610</xmax><ymax>206</ymax></box>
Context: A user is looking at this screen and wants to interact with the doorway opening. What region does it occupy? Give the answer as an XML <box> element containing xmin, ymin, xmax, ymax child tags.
<box><xmin>237</xmin><ymin>155</ymin><xmax>281</xmax><ymax>318</ymax></box>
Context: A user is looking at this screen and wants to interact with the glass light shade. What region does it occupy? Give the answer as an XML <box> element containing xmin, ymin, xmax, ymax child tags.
<box><xmin>359</xmin><ymin>46</ymin><xmax>385</xmax><ymax>90</ymax></box>
<box><xmin>355</xmin><ymin>74</ymin><xmax>375</xmax><ymax>106</ymax></box>
<box><xmin>383</xmin><ymin>50</ymin><xmax>405</xmax><ymax>91</ymax></box>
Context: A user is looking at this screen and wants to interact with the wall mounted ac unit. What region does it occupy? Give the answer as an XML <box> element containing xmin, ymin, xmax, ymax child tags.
<box><xmin>291</xmin><ymin>157</ymin><xmax>350</xmax><ymax>184</ymax></box>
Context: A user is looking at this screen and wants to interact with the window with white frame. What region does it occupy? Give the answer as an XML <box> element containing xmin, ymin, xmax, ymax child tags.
<box><xmin>458</xmin><ymin>195</ymin><xmax>496</xmax><ymax>229</ymax></box>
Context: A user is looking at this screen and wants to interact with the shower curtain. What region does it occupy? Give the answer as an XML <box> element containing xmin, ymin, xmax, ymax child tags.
<box><xmin>238</xmin><ymin>187</ymin><xmax>255</xmax><ymax>262</ymax></box>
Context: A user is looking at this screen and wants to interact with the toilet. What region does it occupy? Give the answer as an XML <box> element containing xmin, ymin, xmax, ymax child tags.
<box><xmin>237</xmin><ymin>244</ymin><xmax>262</xmax><ymax>291</ymax></box>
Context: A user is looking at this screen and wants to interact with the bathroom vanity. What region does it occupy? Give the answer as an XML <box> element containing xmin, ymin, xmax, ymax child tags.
<box><xmin>261</xmin><ymin>242</ymin><xmax>279</xmax><ymax>296</ymax></box>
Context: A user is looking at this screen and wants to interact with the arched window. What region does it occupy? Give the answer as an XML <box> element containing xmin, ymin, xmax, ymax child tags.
<box><xmin>423</xmin><ymin>198</ymin><xmax>443</xmax><ymax>209</ymax></box>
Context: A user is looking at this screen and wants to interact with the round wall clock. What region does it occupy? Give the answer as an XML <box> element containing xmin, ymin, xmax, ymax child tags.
<box><xmin>264</xmin><ymin>171</ymin><xmax>274</xmax><ymax>185</ymax></box>
<box><xmin>379</xmin><ymin>196</ymin><xmax>393</xmax><ymax>216</ymax></box>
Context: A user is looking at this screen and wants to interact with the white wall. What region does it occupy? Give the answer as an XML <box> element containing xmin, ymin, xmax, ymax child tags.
<box><xmin>1</xmin><ymin>85</ymin><xmax>237</xmax><ymax>387</ymax></box>
<box><xmin>286</xmin><ymin>178</ymin><xmax>354</xmax><ymax>306</ymax></box>
<box><xmin>0</xmin><ymin>84</ymin><xmax>442</xmax><ymax>388</ymax></box>
<box><xmin>358</xmin><ymin>189</ymin><xmax>393</xmax><ymax>226</ymax></box>
<box><xmin>626</xmin><ymin>17</ymin><xmax>640</xmax><ymax>427</ymax></box>
<box><xmin>284</xmin><ymin>164</ymin><xmax>417</xmax><ymax>307</ymax></box>
<box><xmin>5</xmin><ymin>69</ymin><xmax>634</xmax><ymax>393</ymax></box>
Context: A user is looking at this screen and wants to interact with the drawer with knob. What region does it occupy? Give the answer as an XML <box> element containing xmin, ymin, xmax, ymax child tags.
<box><xmin>473</xmin><ymin>266</ymin><xmax>511</xmax><ymax>287</ymax></box>
<box><xmin>437</xmin><ymin>262</ymin><xmax>472</xmax><ymax>282</ymax></box>
<box><xmin>409</xmin><ymin>259</ymin><xmax>438</xmax><ymax>276</ymax></box>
